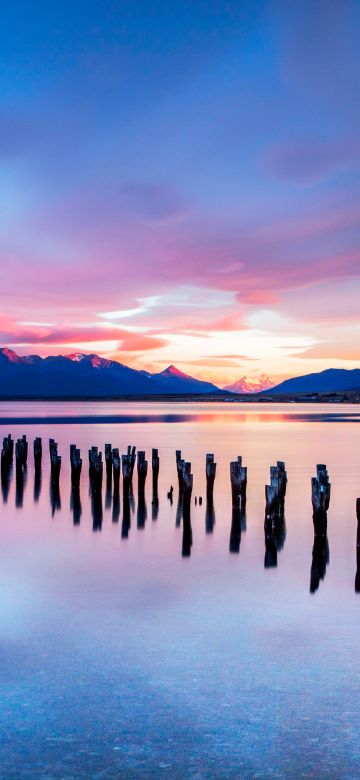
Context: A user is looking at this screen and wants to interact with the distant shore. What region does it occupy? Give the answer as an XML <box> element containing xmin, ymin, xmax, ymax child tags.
<box><xmin>0</xmin><ymin>391</ymin><xmax>359</xmax><ymax>403</ymax></box>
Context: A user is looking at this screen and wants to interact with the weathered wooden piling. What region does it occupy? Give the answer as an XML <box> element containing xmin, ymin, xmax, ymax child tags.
<box><xmin>181</xmin><ymin>463</ymin><xmax>193</xmax><ymax>557</ymax></box>
<box><xmin>137</xmin><ymin>450</ymin><xmax>148</xmax><ymax>494</ymax></box>
<box><xmin>88</xmin><ymin>446</ymin><xmax>103</xmax><ymax>488</ymax></box>
<box><xmin>70</xmin><ymin>444</ymin><xmax>82</xmax><ymax>487</ymax></box>
<box><xmin>205</xmin><ymin>453</ymin><xmax>216</xmax><ymax>501</ymax></box>
<box><xmin>112</xmin><ymin>448</ymin><xmax>120</xmax><ymax>485</ymax></box>
<box><xmin>49</xmin><ymin>439</ymin><xmax>61</xmax><ymax>483</ymax></box>
<box><xmin>355</xmin><ymin>499</ymin><xmax>360</xmax><ymax>592</ymax></box>
<box><xmin>1</xmin><ymin>434</ymin><xmax>13</xmax><ymax>468</ymax></box>
<box><xmin>230</xmin><ymin>456</ymin><xmax>247</xmax><ymax>509</ymax></box>
<box><xmin>15</xmin><ymin>435</ymin><xmax>28</xmax><ymax>471</ymax></box>
<box><xmin>311</xmin><ymin>464</ymin><xmax>330</xmax><ymax>529</ymax></box>
<box><xmin>127</xmin><ymin>445</ymin><xmax>136</xmax><ymax>481</ymax></box>
<box><xmin>121</xmin><ymin>453</ymin><xmax>132</xmax><ymax>495</ymax></box>
<box><xmin>152</xmin><ymin>448</ymin><xmax>159</xmax><ymax>498</ymax></box>
<box><xmin>176</xmin><ymin>450</ymin><xmax>185</xmax><ymax>491</ymax></box>
<box><xmin>33</xmin><ymin>437</ymin><xmax>42</xmax><ymax>471</ymax></box>
<box><xmin>265</xmin><ymin>461</ymin><xmax>287</xmax><ymax>521</ymax></box>
<box><xmin>105</xmin><ymin>443</ymin><xmax>113</xmax><ymax>480</ymax></box>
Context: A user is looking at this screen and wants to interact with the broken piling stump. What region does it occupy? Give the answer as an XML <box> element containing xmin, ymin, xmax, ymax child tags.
<box><xmin>70</xmin><ymin>444</ymin><xmax>82</xmax><ymax>487</ymax></box>
<box><xmin>230</xmin><ymin>456</ymin><xmax>247</xmax><ymax>509</ymax></box>
<box><xmin>33</xmin><ymin>437</ymin><xmax>42</xmax><ymax>472</ymax></box>
<box><xmin>137</xmin><ymin>450</ymin><xmax>148</xmax><ymax>494</ymax></box>
<box><xmin>205</xmin><ymin>453</ymin><xmax>216</xmax><ymax>501</ymax></box>
<box><xmin>49</xmin><ymin>440</ymin><xmax>61</xmax><ymax>484</ymax></box>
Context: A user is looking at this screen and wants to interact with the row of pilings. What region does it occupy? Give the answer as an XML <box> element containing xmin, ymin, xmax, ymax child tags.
<box><xmin>3</xmin><ymin>432</ymin><xmax>360</xmax><ymax>590</ymax></box>
<box><xmin>0</xmin><ymin>433</ymin><xmax>338</xmax><ymax>525</ymax></box>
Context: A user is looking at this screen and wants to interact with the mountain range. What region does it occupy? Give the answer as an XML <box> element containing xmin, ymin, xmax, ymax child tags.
<box><xmin>0</xmin><ymin>348</ymin><xmax>359</xmax><ymax>398</ymax></box>
<box><xmin>265</xmin><ymin>368</ymin><xmax>360</xmax><ymax>395</ymax></box>
<box><xmin>0</xmin><ymin>348</ymin><xmax>220</xmax><ymax>397</ymax></box>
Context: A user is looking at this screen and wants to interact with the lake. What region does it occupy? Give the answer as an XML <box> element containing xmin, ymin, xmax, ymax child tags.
<box><xmin>1</xmin><ymin>401</ymin><xmax>360</xmax><ymax>779</ymax></box>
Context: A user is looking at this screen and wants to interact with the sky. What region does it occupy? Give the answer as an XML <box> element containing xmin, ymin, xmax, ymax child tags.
<box><xmin>1</xmin><ymin>0</ymin><xmax>360</xmax><ymax>386</ymax></box>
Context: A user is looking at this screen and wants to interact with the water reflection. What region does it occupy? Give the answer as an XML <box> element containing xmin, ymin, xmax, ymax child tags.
<box><xmin>34</xmin><ymin>468</ymin><xmax>42</xmax><ymax>503</ymax></box>
<box><xmin>105</xmin><ymin>474</ymin><xmax>112</xmax><ymax>510</ymax></box>
<box><xmin>229</xmin><ymin>505</ymin><xmax>246</xmax><ymax>554</ymax></box>
<box><xmin>91</xmin><ymin>486</ymin><xmax>103</xmax><ymax>532</ymax></box>
<box><xmin>15</xmin><ymin>464</ymin><xmax>27</xmax><ymax>509</ymax></box>
<box><xmin>112</xmin><ymin>482</ymin><xmax>120</xmax><ymax>524</ymax></box>
<box><xmin>310</xmin><ymin>532</ymin><xmax>330</xmax><ymax>594</ymax></box>
<box><xmin>137</xmin><ymin>493</ymin><xmax>147</xmax><ymax>529</ymax></box>
<box><xmin>121</xmin><ymin>493</ymin><xmax>131</xmax><ymax>539</ymax></box>
<box><xmin>70</xmin><ymin>486</ymin><xmax>82</xmax><ymax>526</ymax></box>
<box><xmin>1</xmin><ymin>463</ymin><xmax>12</xmax><ymax>503</ymax></box>
<box><xmin>50</xmin><ymin>478</ymin><xmax>61</xmax><ymax>516</ymax></box>
<box><xmin>182</xmin><ymin>506</ymin><xmax>192</xmax><ymax>558</ymax></box>
<box><xmin>205</xmin><ymin>499</ymin><xmax>215</xmax><ymax>534</ymax></box>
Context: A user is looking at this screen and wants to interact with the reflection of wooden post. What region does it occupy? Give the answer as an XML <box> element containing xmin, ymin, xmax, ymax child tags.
<box><xmin>357</xmin><ymin>498</ymin><xmax>360</xmax><ymax>525</ymax></box>
<box><xmin>70</xmin><ymin>444</ymin><xmax>82</xmax><ymax>487</ymax></box>
<box><xmin>33</xmin><ymin>437</ymin><xmax>42</xmax><ymax>471</ymax></box>
<box><xmin>206</xmin><ymin>453</ymin><xmax>216</xmax><ymax>501</ymax></box>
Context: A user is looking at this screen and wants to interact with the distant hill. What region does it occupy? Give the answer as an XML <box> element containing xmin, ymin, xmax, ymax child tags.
<box><xmin>224</xmin><ymin>374</ymin><xmax>273</xmax><ymax>394</ymax></box>
<box><xmin>0</xmin><ymin>348</ymin><xmax>221</xmax><ymax>397</ymax></box>
<box><xmin>265</xmin><ymin>368</ymin><xmax>360</xmax><ymax>395</ymax></box>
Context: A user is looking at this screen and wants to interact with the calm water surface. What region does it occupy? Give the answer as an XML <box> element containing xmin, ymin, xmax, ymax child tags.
<box><xmin>1</xmin><ymin>402</ymin><xmax>360</xmax><ymax>779</ymax></box>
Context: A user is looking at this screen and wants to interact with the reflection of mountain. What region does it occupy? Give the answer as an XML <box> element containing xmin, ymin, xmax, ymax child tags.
<box><xmin>0</xmin><ymin>349</ymin><xmax>221</xmax><ymax>397</ymax></box>
<box><xmin>224</xmin><ymin>374</ymin><xmax>273</xmax><ymax>393</ymax></box>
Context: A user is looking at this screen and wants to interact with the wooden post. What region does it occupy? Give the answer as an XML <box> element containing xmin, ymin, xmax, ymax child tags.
<box><xmin>88</xmin><ymin>446</ymin><xmax>103</xmax><ymax>488</ymax></box>
<box><xmin>70</xmin><ymin>444</ymin><xmax>82</xmax><ymax>487</ymax></box>
<box><xmin>127</xmin><ymin>445</ymin><xmax>136</xmax><ymax>481</ymax></box>
<box><xmin>181</xmin><ymin>461</ymin><xmax>193</xmax><ymax>558</ymax></box>
<box><xmin>112</xmin><ymin>448</ymin><xmax>120</xmax><ymax>486</ymax></box>
<box><xmin>33</xmin><ymin>437</ymin><xmax>42</xmax><ymax>472</ymax></box>
<box><xmin>122</xmin><ymin>453</ymin><xmax>132</xmax><ymax>496</ymax></box>
<box><xmin>15</xmin><ymin>435</ymin><xmax>28</xmax><ymax>470</ymax></box>
<box><xmin>105</xmin><ymin>443</ymin><xmax>113</xmax><ymax>480</ymax></box>
<box><xmin>137</xmin><ymin>450</ymin><xmax>148</xmax><ymax>494</ymax></box>
<box><xmin>205</xmin><ymin>453</ymin><xmax>216</xmax><ymax>501</ymax></box>
<box><xmin>176</xmin><ymin>450</ymin><xmax>185</xmax><ymax>491</ymax></box>
<box><xmin>230</xmin><ymin>456</ymin><xmax>247</xmax><ymax>509</ymax></box>
<box><xmin>1</xmin><ymin>434</ymin><xmax>13</xmax><ymax>469</ymax></box>
<box><xmin>49</xmin><ymin>440</ymin><xmax>61</xmax><ymax>484</ymax></box>
<box><xmin>152</xmin><ymin>448</ymin><xmax>159</xmax><ymax>499</ymax></box>
<box><xmin>356</xmin><ymin>501</ymin><xmax>360</xmax><ymax>592</ymax></box>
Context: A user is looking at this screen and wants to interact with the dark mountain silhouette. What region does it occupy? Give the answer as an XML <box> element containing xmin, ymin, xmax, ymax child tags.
<box><xmin>265</xmin><ymin>368</ymin><xmax>360</xmax><ymax>395</ymax></box>
<box><xmin>0</xmin><ymin>349</ymin><xmax>221</xmax><ymax>397</ymax></box>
